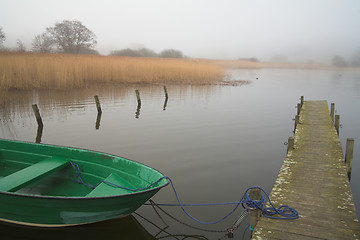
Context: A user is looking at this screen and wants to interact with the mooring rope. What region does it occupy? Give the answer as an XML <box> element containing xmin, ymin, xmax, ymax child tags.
<box><xmin>70</xmin><ymin>161</ymin><xmax>298</xmax><ymax>226</ymax></box>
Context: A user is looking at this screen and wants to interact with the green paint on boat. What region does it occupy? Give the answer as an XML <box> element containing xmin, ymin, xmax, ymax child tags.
<box><xmin>0</xmin><ymin>139</ymin><xmax>168</xmax><ymax>227</ymax></box>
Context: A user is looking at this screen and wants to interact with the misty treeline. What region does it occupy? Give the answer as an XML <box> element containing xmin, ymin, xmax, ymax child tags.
<box><xmin>0</xmin><ymin>20</ymin><xmax>184</xmax><ymax>58</ymax></box>
<box><xmin>109</xmin><ymin>48</ymin><xmax>184</xmax><ymax>58</ymax></box>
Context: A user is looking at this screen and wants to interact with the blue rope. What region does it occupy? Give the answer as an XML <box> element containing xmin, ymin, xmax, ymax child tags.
<box><xmin>69</xmin><ymin>161</ymin><xmax>299</xmax><ymax>225</ymax></box>
<box><xmin>242</xmin><ymin>224</ymin><xmax>250</xmax><ymax>240</ymax></box>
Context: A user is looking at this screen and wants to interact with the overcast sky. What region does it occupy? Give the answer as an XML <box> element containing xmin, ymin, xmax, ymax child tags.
<box><xmin>1</xmin><ymin>0</ymin><xmax>360</xmax><ymax>62</ymax></box>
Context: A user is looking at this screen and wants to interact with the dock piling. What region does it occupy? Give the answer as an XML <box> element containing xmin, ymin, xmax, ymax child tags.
<box><xmin>335</xmin><ymin>114</ymin><xmax>340</xmax><ymax>135</ymax></box>
<box><xmin>287</xmin><ymin>137</ymin><xmax>294</xmax><ymax>153</ymax></box>
<box><xmin>249</xmin><ymin>188</ymin><xmax>262</xmax><ymax>237</ymax></box>
<box><xmin>345</xmin><ymin>138</ymin><xmax>354</xmax><ymax>181</ymax></box>
<box><xmin>294</xmin><ymin>115</ymin><xmax>300</xmax><ymax>133</ymax></box>
<box><xmin>330</xmin><ymin>103</ymin><xmax>335</xmax><ymax>122</ymax></box>
<box><xmin>300</xmin><ymin>96</ymin><xmax>304</xmax><ymax>107</ymax></box>
<box><xmin>297</xmin><ymin>103</ymin><xmax>301</xmax><ymax>115</ymax></box>
<box><xmin>32</xmin><ymin>104</ymin><xmax>43</xmax><ymax>127</ymax></box>
<box><xmin>94</xmin><ymin>95</ymin><xmax>102</xmax><ymax>114</ymax></box>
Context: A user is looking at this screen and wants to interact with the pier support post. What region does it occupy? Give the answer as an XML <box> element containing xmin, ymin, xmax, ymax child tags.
<box><xmin>345</xmin><ymin>138</ymin><xmax>354</xmax><ymax>181</ymax></box>
<box><xmin>300</xmin><ymin>96</ymin><xmax>304</xmax><ymax>107</ymax></box>
<box><xmin>297</xmin><ymin>103</ymin><xmax>301</xmax><ymax>115</ymax></box>
<box><xmin>249</xmin><ymin>188</ymin><xmax>261</xmax><ymax>237</ymax></box>
<box><xmin>32</xmin><ymin>104</ymin><xmax>43</xmax><ymax>127</ymax></box>
<box><xmin>94</xmin><ymin>95</ymin><xmax>102</xmax><ymax>114</ymax></box>
<box><xmin>294</xmin><ymin>115</ymin><xmax>300</xmax><ymax>133</ymax></box>
<box><xmin>330</xmin><ymin>103</ymin><xmax>335</xmax><ymax>122</ymax></box>
<box><xmin>335</xmin><ymin>115</ymin><xmax>340</xmax><ymax>135</ymax></box>
<box><xmin>287</xmin><ymin>137</ymin><xmax>294</xmax><ymax>153</ymax></box>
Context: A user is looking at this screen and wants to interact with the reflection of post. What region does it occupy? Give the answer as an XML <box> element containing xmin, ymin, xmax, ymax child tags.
<box><xmin>163</xmin><ymin>97</ymin><xmax>168</xmax><ymax>110</ymax></box>
<box><xmin>94</xmin><ymin>95</ymin><xmax>102</xmax><ymax>114</ymax></box>
<box><xmin>135</xmin><ymin>90</ymin><xmax>141</xmax><ymax>118</ymax></box>
<box><xmin>32</xmin><ymin>104</ymin><xmax>43</xmax><ymax>127</ymax></box>
<box><xmin>95</xmin><ymin>113</ymin><xmax>102</xmax><ymax>130</ymax></box>
<box><xmin>163</xmin><ymin>86</ymin><xmax>169</xmax><ymax>110</ymax></box>
<box><xmin>135</xmin><ymin>104</ymin><xmax>141</xmax><ymax>118</ymax></box>
<box><xmin>35</xmin><ymin>125</ymin><xmax>43</xmax><ymax>143</ymax></box>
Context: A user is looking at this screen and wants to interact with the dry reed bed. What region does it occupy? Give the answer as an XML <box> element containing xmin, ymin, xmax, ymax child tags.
<box><xmin>0</xmin><ymin>52</ymin><xmax>225</xmax><ymax>92</ymax></box>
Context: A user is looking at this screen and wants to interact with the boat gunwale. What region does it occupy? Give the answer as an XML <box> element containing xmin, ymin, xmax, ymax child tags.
<box><xmin>0</xmin><ymin>138</ymin><xmax>169</xmax><ymax>199</ymax></box>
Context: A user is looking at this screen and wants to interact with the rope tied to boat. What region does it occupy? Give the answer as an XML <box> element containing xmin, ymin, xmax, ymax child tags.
<box><xmin>69</xmin><ymin>161</ymin><xmax>298</xmax><ymax>226</ymax></box>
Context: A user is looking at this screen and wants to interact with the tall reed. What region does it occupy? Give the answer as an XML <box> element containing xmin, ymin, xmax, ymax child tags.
<box><xmin>0</xmin><ymin>52</ymin><xmax>225</xmax><ymax>92</ymax></box>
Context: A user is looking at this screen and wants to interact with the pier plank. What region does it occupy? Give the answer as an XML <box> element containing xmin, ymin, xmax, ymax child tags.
<box><xmin>252</xmin><ymin>100</ymin><xmax>360</xmax><ymax>240</ymax></box>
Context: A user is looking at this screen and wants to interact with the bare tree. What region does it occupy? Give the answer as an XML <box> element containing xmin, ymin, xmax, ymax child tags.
<box><xmin>350</xmin><ymin>48</ymin><xmax>360</xmax><ymax>67</ymax></box>
<box><xmin>0</xmin><ymin>27</ymin><xmax>5</xmax><ymax>46</ymax></box>
<box><xmin>46</xmin><ymin>20</ymin><xmax>97</xmax><ymax>54</ymax></box>
<box><xmin>110</xmin><ymin>47</ymin><xmax>157</xmax><ymax>57</ymax></box>
<box><xmin>332</xmin><ymin>55</ymin><xmax>347</xmax><ymax>67</ymax></box>
<box><xmin>16</xmin><ymin>39</ymin><xmax>26</xmax><ymax>52</ymax></box>
<box><xmin>32</xmin><ymin>33</ymin><xmax>53</xmax><ymax>53</ymax></box>
<box><xmin>159</xmin><ymin>49</ymin><xmax>183</xmax><ymax>58</ymax></box>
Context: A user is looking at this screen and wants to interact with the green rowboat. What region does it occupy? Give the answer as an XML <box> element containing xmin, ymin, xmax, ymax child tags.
<box><xmin>0</xmin><ymin>139</ymin><xmax>168</xmax><ymax>227</ymax></box>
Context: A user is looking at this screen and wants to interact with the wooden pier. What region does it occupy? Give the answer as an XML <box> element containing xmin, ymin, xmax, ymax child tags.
<box><xmin>252</xmin><ymin>100</ymin><xmax>360</xmax><ymax>239</ymax></box>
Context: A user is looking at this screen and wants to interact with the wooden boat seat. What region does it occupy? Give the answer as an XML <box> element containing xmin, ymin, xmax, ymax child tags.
<box><xmin>0</xmin><ymin>157</ymin><xmax>69</xmax><ymax>192</ymax></box>
<box><xmin>86</xmin><ymin>173</ymin><xmax>137</xmax><ymax>197</ymax></box>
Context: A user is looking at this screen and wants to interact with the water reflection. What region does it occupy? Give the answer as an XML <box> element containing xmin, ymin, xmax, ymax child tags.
<box><xmin>0</xmin><ymin>215</ymin><xmax>155</xmax><ymax>240</ymax></box>
<box><xmin>135</xmin><ymin>102</ymin><xmax>141</xmax><ymax>119</ymax></box>
<box><xmin>35</xmin><ymin>125</ymin><xmax>43</xmax><ymax>143</ymax></box>
<box><xmin>1</xmin><ymin>69</ymin><xmax>359</xmax><ymax>238</ymax></box>
<box><xmin>95</xmin><ymin>113</ymin><xmax>102</xmax><ymax>130</ymax></box>
<box><xmin>0</xmin><ymin>212</ymin><xmax>209</xmax><ymax>240</ymax></box>
<box><xmin>163</xmin><ymin>96</ymin><xmax>168</xmax><ymax>111</ymax></box>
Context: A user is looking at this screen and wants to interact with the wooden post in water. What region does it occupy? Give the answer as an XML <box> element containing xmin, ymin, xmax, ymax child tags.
<box><xmin>287</xmin><ymin>137</ymin><xmax>294</xmax><ymax>153</ymax></box>
<box><xmin>250</xmin><ymin>188</ymin><xmax>262</xmax><ymax>237</ymax></box>
<box><xmin>294</xmin><ymin>115</ymin><xmax>300</xmax><ymax>133</ymax></box>
<box><xmin>135</xmin><ymin>90</ymin><xmax>141</xmax><ymax>118</ymax></box>
<box><xmin>32</xmin><ymin>104</ymin><xmax>43</xmax><ymax>127</ymax></box>
<box><xmin>335</xmin><ymin>115</ymin><xmax>340</xmax><ymax>135</ymax></box>
<box><xmin>345</xmin><ymin>138</ymin><xmax>354</xmax><ymax>181</ymax></box>
<box><xmin>300</xmin><ymin>96</ymin><xmax>304</xmax><ymax>107</ymax></box>
<box><xmin>135</xmin><ymin>90</ymin><xmax>141</xmax><ymax>106</ymax></box>
<box><xmin>163</xmin><ymin>86</ymin><xmax>169</xmax><ymax>110</ymax></box>
<box><xmin>94</xmin><ymin>95</ymin><xmax>102</xmax><ymax>114</ymax></box>
<box><xmin>163</xmin><ymin>86</ymin><xmax>168</xmax><ymax>99</ymax></box>
<box><xmin>330</xmin><ymin>103</ymin><xmax>335</xmax><ymax>122</ymax></box>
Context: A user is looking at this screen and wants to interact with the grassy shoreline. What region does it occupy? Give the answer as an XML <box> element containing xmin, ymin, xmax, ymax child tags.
<box><xmin>0</xmin><ymin>52</ymin><xmax>349</xmax><ymax>104</ymax></box>
<box><xmin>0</xmin><ymin>52</ymin><xmax>225</xmax><ymax>90</ymax></box>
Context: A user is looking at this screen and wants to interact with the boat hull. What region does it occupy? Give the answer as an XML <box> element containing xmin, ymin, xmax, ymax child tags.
<box><xmin>0</xmin><ymin>189</ymin><xmax>160</xmax><ymax>226</ymax></box>
<box><xmin>0</xmin><ymin>139</ymin><xmax>168</xmax><ymax>227</ymax></box>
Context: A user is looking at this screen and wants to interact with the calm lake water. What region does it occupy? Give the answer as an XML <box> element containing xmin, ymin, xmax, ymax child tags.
<box><xmin>0</xmin><ymin>68</ymin><xmax>359</xmax><ymax>239</ymax></box>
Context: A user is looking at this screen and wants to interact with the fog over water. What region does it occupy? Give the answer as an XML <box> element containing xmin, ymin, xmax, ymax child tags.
<box><xmin>1</xmin><ymin>0</ymin><xmax>360</xmax><ymax>63</ymax></box>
